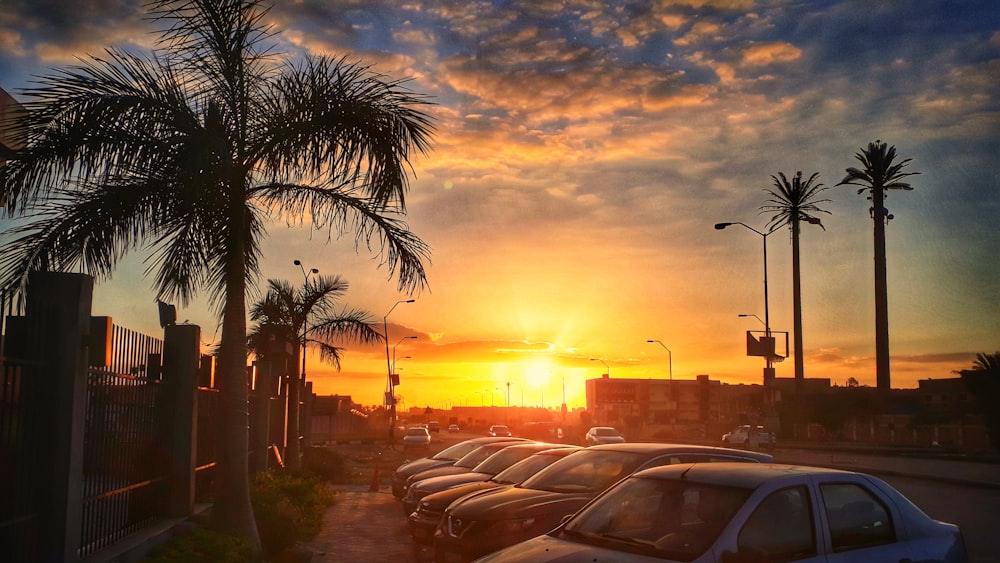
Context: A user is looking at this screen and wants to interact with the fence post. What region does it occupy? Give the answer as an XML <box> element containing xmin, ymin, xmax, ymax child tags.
<box><xmin>161</xmin><ymin>324</ymin><xmax>200</xmax><ymax>518</ymax></box>
<box><xmin>25</xmin><ymin>271</ymin><xmax>93</xmax><ymax>562</ymax></box>
<box><xmin>251</xmin><ymin>359</ymin><xmax>273</xmax><ymax>474</ymax></box>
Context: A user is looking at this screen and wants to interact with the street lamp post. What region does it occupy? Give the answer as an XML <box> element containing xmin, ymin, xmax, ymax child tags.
<box><xmin>384</xmin><ymin>299</ymin><xmax>415</xmax><ymax>445</ymax></box>
<box><xmin>292</xmin><ymin>260</ymin><xmax>319</xmax><ymax>383</ymax></box>
<box><xmin>714</xmin><ymin>222</ymin><xmax>777</xmax><ymax>387</ymax></box>
<box><xmin>289</xmin><ymin>260</ymin><xmax>318</xmax><ymax>469</ymax></box>
<box><xmin>392</xmin><ymin>335</ymin><xmax>417</xmax><ymax>373</ymax></box>
<box><xmin>590</xmin><ymin>358</ymin><xmax>610</xmax><ymax>377</ymax></box>
<box><xmin>646</xmin><ymin>340</ymin><xmax>673</xmax><ymax>380</ymax></box>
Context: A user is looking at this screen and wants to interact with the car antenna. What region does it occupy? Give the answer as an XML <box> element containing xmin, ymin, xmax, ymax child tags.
<box><xmin>679</xmin><ymin>464</ymin><xmax>697</xmax><ymax>479</ymax></box>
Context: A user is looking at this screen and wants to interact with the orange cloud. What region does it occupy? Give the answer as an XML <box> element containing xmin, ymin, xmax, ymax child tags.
<box><xmin>741</xmin><ymin>42</ymin><xmax>802</xmax><ymax>66</ymax></box>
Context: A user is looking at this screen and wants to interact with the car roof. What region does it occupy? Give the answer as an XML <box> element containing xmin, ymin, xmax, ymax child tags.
<box><xmin>632</xmin><ymin>462</ymin><xmax>855</xmax><ymax>487</ymax></box>
<box><xmin>583</xmin><ymin>442</ymin><xmax>773</xmax><ymax>461</ymax></box>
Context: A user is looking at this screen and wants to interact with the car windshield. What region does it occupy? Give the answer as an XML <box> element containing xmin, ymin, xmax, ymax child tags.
<box><xmin>472</xmin><ymin>446</ymin><xmax>546</xmax><ymax>475</ymax></box>
<box><xmin>406</xmin><ymin>428</ymin><xmax>427</xmax><ymax>436</ymax></box>
<box><xmin>455</xmin><ymin>443</ymin><xmax>512</xmax><ymax>468</ymax></box>
<box><xmin>558</xmin><ymin>476</ymin><xmax>751</xmax><ymax>562</ymax></box>
<box><xmin>492</xmin><ymin>451</ymin><xmax>568</xmax><ymax>485</ymax></box>
<box><xmin>520</xmin><ymin>449</ymin><xmax>645</xmax><ymax>493</ymax></box>
<box><xmin>491</xmin><ymin>425</ymin><xmax>509</xmax><ymax>433</ymax></box>
<box><xmin>596</xmin><ymin>428</ymin><xmax>621</xmax><ymax>436</ymax></box>
<box><xmin>432</xmin><ymin>440</ymin><xmax>486</xmax><ymax>461</ymax></box>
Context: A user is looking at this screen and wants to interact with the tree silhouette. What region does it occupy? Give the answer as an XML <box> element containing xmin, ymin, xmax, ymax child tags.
<box><xmin>956</xmin><ymin>352</ymin><xmax>1000</xmax><ymax>449</ymax></box>
<box><xmin>248</xmin><ymin>276</ymin><xmax>382</xmax><ymax>469</ymax></box>
<box><xmin>837</xmin><ymin>141</ymin><xmax>918</xmax><ymax>395</ymax></box>
<box><xmin>760</xmin><ymin>171</ymin><xmax>830</xmax><ymax>393</ymax></box>
<box><xmin>0</xmin><ymin>0</ymin><xmax>433</xmax><ymax>550</ymax></box>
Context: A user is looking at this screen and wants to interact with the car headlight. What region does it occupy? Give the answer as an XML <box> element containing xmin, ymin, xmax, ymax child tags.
<box><xmin>497</xmin><ymin>517</ymin><xmax>536</xmax><ymax>533</ymax></box>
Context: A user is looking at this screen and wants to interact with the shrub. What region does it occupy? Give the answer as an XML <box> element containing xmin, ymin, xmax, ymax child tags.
<box><xmin>142</xmin><ymin>526</ymin><xmax>255</xmax><ymax>563</ymax></box>
<box><xmin>251</xmin><ymin>471</ymin><xmax>335</xmax><ymax>555</ymax></box>
<box><xmin>301</xmin><ymin>446</ymin><xmax>347</xmax><ymax>482</ymax></box>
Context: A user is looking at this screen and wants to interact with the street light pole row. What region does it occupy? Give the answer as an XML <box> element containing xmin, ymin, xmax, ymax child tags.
<box><xmin>384</xmin><ymin>299</ymin><xmax>414</xmax><ymax>445</ymax></box>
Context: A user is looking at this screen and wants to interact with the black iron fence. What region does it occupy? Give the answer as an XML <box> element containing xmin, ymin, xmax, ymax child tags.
<box><xmin>0</xmin><ymin>272</ymin><xmax>309</xmax><ymax>562</ymax></box>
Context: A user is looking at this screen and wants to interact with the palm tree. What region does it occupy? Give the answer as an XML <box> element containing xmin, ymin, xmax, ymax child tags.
<box><xmin>248</xmin><ymin>276</ymin><xmax>382</xmax><ymax>470</ymax></box>
<box><xmin>760</xmin><ymin>171</ymin><xmax>830</xmax><ymax>394</ymax></box>
<box><xmin>0</xmin><ymin>0</ymin><xmax>433</xmax><ymax>550</ymax></box>
<box><xmin>838</xmin><ymin>141</ymin><xmax>918</xmax><ymax>395</ymax></box>
<box><xmin>956</xmin><ymin>352</ymin><xmax>1000</xmax><ymax>449</ymax></box>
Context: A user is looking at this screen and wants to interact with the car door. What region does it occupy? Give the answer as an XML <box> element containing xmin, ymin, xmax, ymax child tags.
<box><xmin>816</xmin><ymin>477</ymin><xmax>914</xmax><ymax>563</ymax></box>
<box><xmin>733</xmin><ymin>485</ymin><xmax>826</xmax><ymax>562</ymax></box>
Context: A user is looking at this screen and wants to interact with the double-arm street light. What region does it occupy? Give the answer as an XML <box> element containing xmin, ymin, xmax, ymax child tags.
<box><xmin>714</xmin><ymin>222</ymin><xmax>777</xmax><ymax>387</ymax></box>
<box><xmin>393</xmin><ymin>335</ymin><xmax>417</xmax><ymax>373</ymax></box>
<box><xmin>646</xmin><ymin>340</ymin><xmax>673</xmax><ymax>381</ymax></box>
<box><xmin>384</xmin><ymin>299</ymin><xmax>415</xmax><ymax>444</ymax></box>
<box><xmin>292</xmin><ymin>260</ymin><xmax>319</xmax><ymax>382</ymax></box>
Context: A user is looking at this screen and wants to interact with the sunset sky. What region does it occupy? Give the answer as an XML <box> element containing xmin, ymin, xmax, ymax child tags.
<box><xmin>1</xmin><ymin>1</ymin><xmax>997</xmax><ymax>411</ymax></box>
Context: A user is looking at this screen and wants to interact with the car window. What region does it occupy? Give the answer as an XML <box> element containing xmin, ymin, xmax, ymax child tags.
<box><xmin>522</xmin><ymin>450</ymin><xmax>642</xmax><ymax>493</ymax></box>
<box><xmin>820</xmin><ymin>482</ymin><xmax>895</xmax><ymax>552</ymax></box>
<box><xmin>737</xmin><ymin>486</ymin><xmax>816</xmax><ymax>561</ymax></box>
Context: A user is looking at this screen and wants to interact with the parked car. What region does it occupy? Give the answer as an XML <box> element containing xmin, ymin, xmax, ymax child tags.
<box><xmin>391</xmin><ymin>436</ymin><xmax>529</xmax><ymax>499</ymax></box>
<box><xmin>400</xmin><ymin>440</ymin><xmax>534</xmax><ymax>514</ymax></box>
<box><xmin>475</xmin><ymin>462</ymin><xmax>968</xmax><ymax>563</ymax></box>
<box><xmin>448</xmin><ymin>423</ymin><xmax>460</xmax><ymax>433</ymax></box>
<box><xmin>402</xmin><ymin>442</ymin><xmax>571</xmax><ymax>515</ymax></box>
<box><xmin>433</xmin><ymin>443</ymin><xmax>772</xmax><ymax>562</ymax></box>
<box><xmin>488</xmin><ymin>424</ymin><xmax>512</xmax><ymax>437</ymax></box>
<box><xmin>408</xmin><ymin>446</ymin><xmax>583</xmax><ymax>545</ymax></box>
<box><xmin>722</xmin><ymin>424</ymin><xmax>775</xmax><ymax>449</ymax></box>
<box><xmin>584</xmin><ymin>426</ymin><xmax>625</xmax><ymax>444</ymax></box>
<box><xmin>402</xmin><ymin>426</ymin><xmax>431</xmax><ymax>449</ymax></box>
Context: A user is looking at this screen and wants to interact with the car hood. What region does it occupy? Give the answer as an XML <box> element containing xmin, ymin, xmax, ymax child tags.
<box><xmin>448</xmin><ymin>485</ymin><xmax>592</xmax><ymax>521</ymax></box>
<box><xmin>396</xmin><ymin>458</ymin><xmax>453</xmax><ymax>478</ymax></box>
<box><xmin>420</xmin><ymin>481</ymin><xmax>504</xmax><ymax>511</ymax></box>
<box><xmin>414</xmin><ymin>472</ymin><xmax>492</xmax><ymax>494</ymax></box>
<box><xmin>474</xmin><ymin>533</ymin><xmax>667</xmax><ymax>562</ymax></box>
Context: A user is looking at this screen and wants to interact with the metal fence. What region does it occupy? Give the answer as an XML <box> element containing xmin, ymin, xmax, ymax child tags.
<box><xmin>78</xmin><ymin>324</ymin><xmax>165</xmax><ymax>558</ymax></box>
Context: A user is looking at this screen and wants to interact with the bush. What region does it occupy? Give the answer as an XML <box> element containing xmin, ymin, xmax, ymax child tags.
<box><xmin>142</xmin><ymin>526</ymin><xmax>255</xmax><ymax>563</ymax></box>
<box><xmin>301</xmin><ymin>446</ymin><xmax>347</xmax><ymax>482</ymax></box>
<box><xmin>143</xmin><ymin>470</ymin><xmax>335</xmax><ymax>561</ymax></box>
<box><xmin>251</xmin><ymin>471</ymin><xmax>335</xmax><ymax>555</ymax></box>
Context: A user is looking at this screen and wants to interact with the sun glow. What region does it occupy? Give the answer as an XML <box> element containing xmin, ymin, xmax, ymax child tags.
<box><xmin>523</xmin><ymin>358</ymin><xmax>553</xmax><ymax>388</ymax></box>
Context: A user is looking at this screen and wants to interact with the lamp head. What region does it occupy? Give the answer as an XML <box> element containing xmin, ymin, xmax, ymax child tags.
<box><xmin>646</xmin><ymin>339</ymin><xmax>655</xmax><ymax>343</ymax></box>
<box><xmin>714</xmin><ymin>222</ymin><xmax>732</xmax><ymax>230</ymax></box>
<box><xmin>310</xmin><ymin>268</ymin><xmax>319</xmax><ymax>274</ymax></box>
<box><xmin>405</xmin><ymin>299</ymin><xmax>416</xmax><ymax>303</ymax></box>
<box><xmin>293</xmin><ymin>259</ymin><xmax>302</xmax><ymax>265</ymax></box>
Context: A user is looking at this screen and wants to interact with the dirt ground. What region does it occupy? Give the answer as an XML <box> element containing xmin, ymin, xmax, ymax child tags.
<box><xmin>320</xmin><ymin>434</ymin><xmax>462</xmax><ymax>488</ymax></box>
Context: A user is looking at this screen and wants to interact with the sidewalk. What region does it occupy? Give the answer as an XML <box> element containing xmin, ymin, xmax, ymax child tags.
<box><xmin>301</xmin><ymin>484</ymin><xmax>420</xmax><ymax>562</ymax></box>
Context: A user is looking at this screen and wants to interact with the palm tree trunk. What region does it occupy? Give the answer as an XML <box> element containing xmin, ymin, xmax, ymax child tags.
<box><xmin>214</xmin><ymin>178</ymin><xmax>261</xmax><ymax>552</ymax></box>
<box><xmin>791</xmin><ymin>217</ymin><xmax>805</xmax><ymax>393</ymax></box>
<box><xmin>872</xmin><ymin>186</ymin><xmax>891</xmax><ymax>395</ymax></box>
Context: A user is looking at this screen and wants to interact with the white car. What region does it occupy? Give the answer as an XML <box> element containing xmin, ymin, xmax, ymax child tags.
<box><xmin>488</xmin><ymin>424</ymin><xmax>512</xmax><ymax>437</ymax></box>
<box><xmin>585</xmin><ymin>426</ymin><xmax>625</xmax><ymax>444</ymax></box>
<box><xmin>477</xmin><ymin>462</ymin><xmax>968</xmax><ymax>563</ymax></box>
<box><xmin>722</xmin><ymin>424</ymin><xmax>775</xmax><ymax>448</ymax></box>
<box><xmin>402</xmin><ymin>426</ymin><xmax>432</xmax><ymax>449</ymax></box>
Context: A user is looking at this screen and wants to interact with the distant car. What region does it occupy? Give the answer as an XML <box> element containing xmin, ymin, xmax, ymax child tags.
<box><xmin>401</xmin><ymin>442</ymin><xmax>571</xmax><ymax>515</ymax></box>
<box><xmin>402</xmin><ymin>426</ymin><xmax>431</xmax><ymax>449</ymax></box>
<box><xmin>391</xmin><ymin>436</ymin><xmax>530</xmax><ymax>499</ymax></box>
<box><xmin>585</xmin><ymin>426</ymin><xmax>625</xmax><ymax>445</ymax></box>
<box><xmin>428</xmin><ymin>421</ymin><xmax>441</xmax><ymax>433</ymax></box>
<box><xmin>408</xmin><ymin>446</ymin><xmax>583</xmax><ymax>545</ymax></box>
<box><xmin>448</xmin><ymin>424</ymin><xmax>460</xmax><ymax>433</ymax></box>
<box><xmin>488</xmin><ymin>424</ymin><xmax>512</xmax><ymax>437</ymax></box>
<box><xmin>476</xmin><ymin>462</ymin><xmax>968</xmax><ymax>563</ymax></box>
<box><xmin>722</xmin><ymin>424</ymin><xmax>775</xmax><ymax>449</ymax></box>
<box><xmin>433</xmin><ymin>443</ymin><xmax>772</xmax><ymax>562</ymax></box>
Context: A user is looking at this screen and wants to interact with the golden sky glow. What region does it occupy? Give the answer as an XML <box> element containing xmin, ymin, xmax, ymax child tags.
<box><xmin>2</xmin><ymin>1</ymin><xmax>998</xmax><ymax>410</ymax></box>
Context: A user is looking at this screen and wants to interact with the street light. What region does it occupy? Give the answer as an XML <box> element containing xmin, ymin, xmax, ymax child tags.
<box><xmin>646</xmin><ymin>340</ymin><xmax>673</xmax><ymax>380</ymax></box>
<box><xmin>714</xmin><ymin>222</ymin><xmax>777</xmax><ymax>387</ymax></box>
<box><xmin>392</xmin><ymin>335</ymin><xmax>417</xmax><ymax>373</ymax></box>
<box><xmin>590</xmin><ymin>358</ymin><xmax>610</xmax><ymax>377</ymax></box>
<box><xmin>384</xmin><ymin>299</ymin><xmax>415</xmax><ymax>445</ymax></box>
<box><xmin>293</xmin><ymin>260</ymin><xmax>319</xmax><ymax>382</ymax></box>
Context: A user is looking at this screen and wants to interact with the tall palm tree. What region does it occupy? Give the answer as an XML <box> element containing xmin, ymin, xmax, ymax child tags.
<box><xmin>838</xmin><ymin>141</ymin><xmax>918</xmax><ymax>395</ymax></box>
<box><xmin>0</xmin><ymin>0</ymin><xmax>433</xmax><ymax>550</ymax></box>
<box><xmin>760</xmin><ymin>171</ymin><xmax>830</xmax><ymax>394</ymax></box>
<box><xmin>248</xmin><ymin>276</ymin><xmax>382</xmax><ymax>470</ymax></box>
